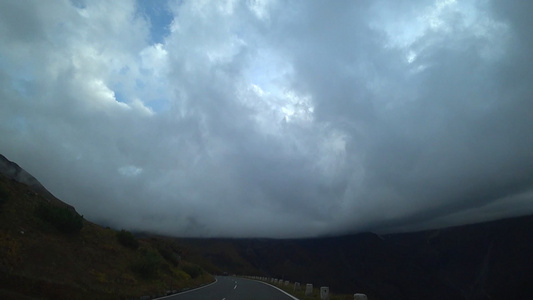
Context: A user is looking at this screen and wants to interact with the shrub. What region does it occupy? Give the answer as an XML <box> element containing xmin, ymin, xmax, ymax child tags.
<box><xmin>157</xmin><ymin>246</ymin><xmax>180</xmax><ymax>266</ymax></box>
<box><xmin>132</xmin><ymin>248</ymin><xmax>163</xmax><ymax>279</ymax></box>
<box><xmin>35</xmin><ymin>203</ymin><xmax>83</xmax><ymax>234</ymax></box>
<box><xmin>181</xmin><ymin>263</ymin><xmax>203</xmax><ymax>278</ymax></box>
<box><xmin>116</xmin><ymin>229</ymin><xmax>139</xmax><ymax>249</ymax></box>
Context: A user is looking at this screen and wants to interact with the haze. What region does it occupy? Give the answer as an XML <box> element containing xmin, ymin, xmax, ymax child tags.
<box><xmin>1</xmin><ymin>0</ymin><xmax>532</xmax><ymax>238</ymax></box>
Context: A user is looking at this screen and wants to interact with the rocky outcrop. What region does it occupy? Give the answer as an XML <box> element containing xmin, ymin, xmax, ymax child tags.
<box><xmin>0</xmin><ymin>154</ymin><xmax>73</xmax><ymax>209</ymax></box>
<box><xmin>0</xmin><ymin>154</ymin><xmax>44</xmax><ymax>189</ymax></box>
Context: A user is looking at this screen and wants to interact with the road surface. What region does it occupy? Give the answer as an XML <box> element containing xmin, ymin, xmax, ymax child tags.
<box><xmin>157</xmin><ymin>276</ymin><xmax>298</xmax><ymax>300</ymax></box>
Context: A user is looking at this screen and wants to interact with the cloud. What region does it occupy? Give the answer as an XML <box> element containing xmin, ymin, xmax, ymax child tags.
<box><xmin>0</xmin><ymin>0</ymin><xmax>531</xmax><ymax>238</ymax></box>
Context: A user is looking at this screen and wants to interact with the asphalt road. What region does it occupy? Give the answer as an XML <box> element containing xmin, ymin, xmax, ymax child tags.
<box><xmin>157</xmin><ymin>276</ymin><xmax>299</xmax><ymax>300</ymax></box>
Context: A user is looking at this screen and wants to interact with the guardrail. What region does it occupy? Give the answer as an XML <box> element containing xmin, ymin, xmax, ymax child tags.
<box><xmin>243</xmin><ymin>275</ymin><xmax>368</xmax><ymax>300</ymax></box>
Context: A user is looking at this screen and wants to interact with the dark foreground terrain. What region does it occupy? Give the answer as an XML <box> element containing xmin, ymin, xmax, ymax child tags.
<box><xmin>177</xmin><ymin>216</ymin><xmax>532</xmax><ymax>300</ymax></box>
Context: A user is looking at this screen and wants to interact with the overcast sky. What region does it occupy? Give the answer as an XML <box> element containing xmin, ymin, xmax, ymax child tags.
<box><xmin>1</xmin><ymin>0</ymin><xmax>532</xmax><ymax>238</ymax></box>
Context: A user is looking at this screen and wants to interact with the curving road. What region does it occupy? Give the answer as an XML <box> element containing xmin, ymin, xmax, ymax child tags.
<box><xmin>157</xmin><ymin>276</ymin><xmax>299</xmax><ymax>300</ymax></box>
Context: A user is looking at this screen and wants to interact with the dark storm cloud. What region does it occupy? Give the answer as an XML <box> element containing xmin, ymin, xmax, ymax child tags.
<box><xmin>262</xmin><ymin>0</ymin><xmax>533</xmax><ymax>233</ymax></box>
<box><xmin>0</xmin><ymin>0</ymin><xmax>531</xmax><ymax>237</ymax></box>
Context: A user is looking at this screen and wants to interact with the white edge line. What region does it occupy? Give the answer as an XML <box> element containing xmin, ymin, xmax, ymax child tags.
<box><xmin>252</xmin><ymin>279</ymin><xmax>300</xmax><ymax>300</ymax></box>
<box><xmin>153</xmin><ymin>277</ymin><xmax>218</xmax><ymax>299</ymax></box>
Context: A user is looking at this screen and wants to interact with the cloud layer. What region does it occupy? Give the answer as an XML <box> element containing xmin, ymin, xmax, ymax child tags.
<box><xmin>1</xmin><ymin>0</ymin><xmax>532</xmax><ymax>237</ymax></box>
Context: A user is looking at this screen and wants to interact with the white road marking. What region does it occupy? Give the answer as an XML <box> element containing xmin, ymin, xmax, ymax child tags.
<box><xmin>234</xmin><ymin>285</ymin><xmax>237</xmax><ymax>289</ymax></box>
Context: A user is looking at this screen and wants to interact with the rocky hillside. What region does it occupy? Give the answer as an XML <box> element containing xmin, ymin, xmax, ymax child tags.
<box><xmin>0</xmin><ymin>154</ymin><xmax>67</xmax><ymax>208</ymax></box>
<box><xmin>0</xmin><ymin>154</ymin><xmax>213</xmax><ymax>300</ymax></box>
<box><xmin>178</xmin><ymin>216</ymin><xmax>532</xmax><ymax>300</ymax></box>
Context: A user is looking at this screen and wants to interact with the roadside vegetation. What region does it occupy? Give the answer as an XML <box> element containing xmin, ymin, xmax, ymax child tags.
<box><xmin>132</xmin><ymin>247</ymin><xmax>164</xmax><ymax>279</ymax></box>
<box><xmin>0</xmin><ymin>176</ymin><xmax>214</xmax><ymax>300</ymax></box>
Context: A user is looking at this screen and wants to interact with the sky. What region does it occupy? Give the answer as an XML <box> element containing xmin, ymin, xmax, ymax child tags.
<box><xmin>1</xmin><ymin>0</ymin><xmax>532</xmax><ymax>238</ymax></box>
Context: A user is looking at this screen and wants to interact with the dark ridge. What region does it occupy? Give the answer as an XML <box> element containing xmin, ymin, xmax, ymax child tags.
<box><xmin>0</xmin><ymin>154</ymin><xmax>72</xmax><ymax>209</ymax></box>
<box><xmin>177</xmin><ymin>214</ymin><xmax>533</xmax><ymax>300</ymax></box>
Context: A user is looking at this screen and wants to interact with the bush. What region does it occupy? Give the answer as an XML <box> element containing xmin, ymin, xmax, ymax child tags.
<box><xmin>116</xmin><ymin>229</ymin><xmax>139</xmax><ymax>249</ymax></box>
<box><xmin>36</xmin><ymin>203</ymin><xmax>83</xmax><ymax>234</ymax></box>
<box><xmin>157</xmin><ymin>246</ymin><xmax>180</xmax><ymax>266</ymax></box>
<box><xmin>132</xmin><ymin>248</ymin><xmax>163</xmax><ymax>279</ymax></box>
<box><xmin>181</xmin><ymin>263</ymin><xmax>203</xmax><ymax>278</ymax></box>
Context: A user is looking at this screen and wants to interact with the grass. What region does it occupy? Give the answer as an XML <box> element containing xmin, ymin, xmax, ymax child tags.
<box><xmin>0</xmin><ymin>176</ymin><xmax>214</xmax><ymax>299</ymax></box>
<box><xmin>35</xmin><ymin>202</ymin><xmax>83</xmax><ymax>234</ymax></box>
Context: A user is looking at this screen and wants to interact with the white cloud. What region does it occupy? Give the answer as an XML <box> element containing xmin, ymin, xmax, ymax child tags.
<box><xmin>140</xmin><ymin>43</ymin><xmax>169</xmax><ymax>76</ymax></box>
<box><xmin>118</xmin><ymin>165</ymin><xmax>143</xmax><ymax>177</ymax></box>
<box><xmin>0</xmin><ymin>0</ymin><xmax>532</xmax><ymax>238</ymax></box>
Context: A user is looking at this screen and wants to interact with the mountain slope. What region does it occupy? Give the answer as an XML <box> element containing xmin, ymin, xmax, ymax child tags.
<box><xmin>178</xmin><ymin>216</ymin><xmax>532</xmax><ymax>300</ymax></box>
<box><xmin>0</xmin><ymin>154</ymin><xmax>60</xmax><ymax>205</ymax></box>
<box><xmin>2</xmin><ymin>153</ymin><xmax>530</xmax><ymax>299</ymax></box>
<box><xmin>0</xmin><ymin>155</ymin><xmax>213</xmax><ymax>299</ymax></box>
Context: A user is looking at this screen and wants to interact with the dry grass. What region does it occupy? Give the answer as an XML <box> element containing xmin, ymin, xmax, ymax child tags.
<box><xmin>0</xmin><ymin>176</ymin><xmax>214</xmax><ymax>299</ymax></box>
